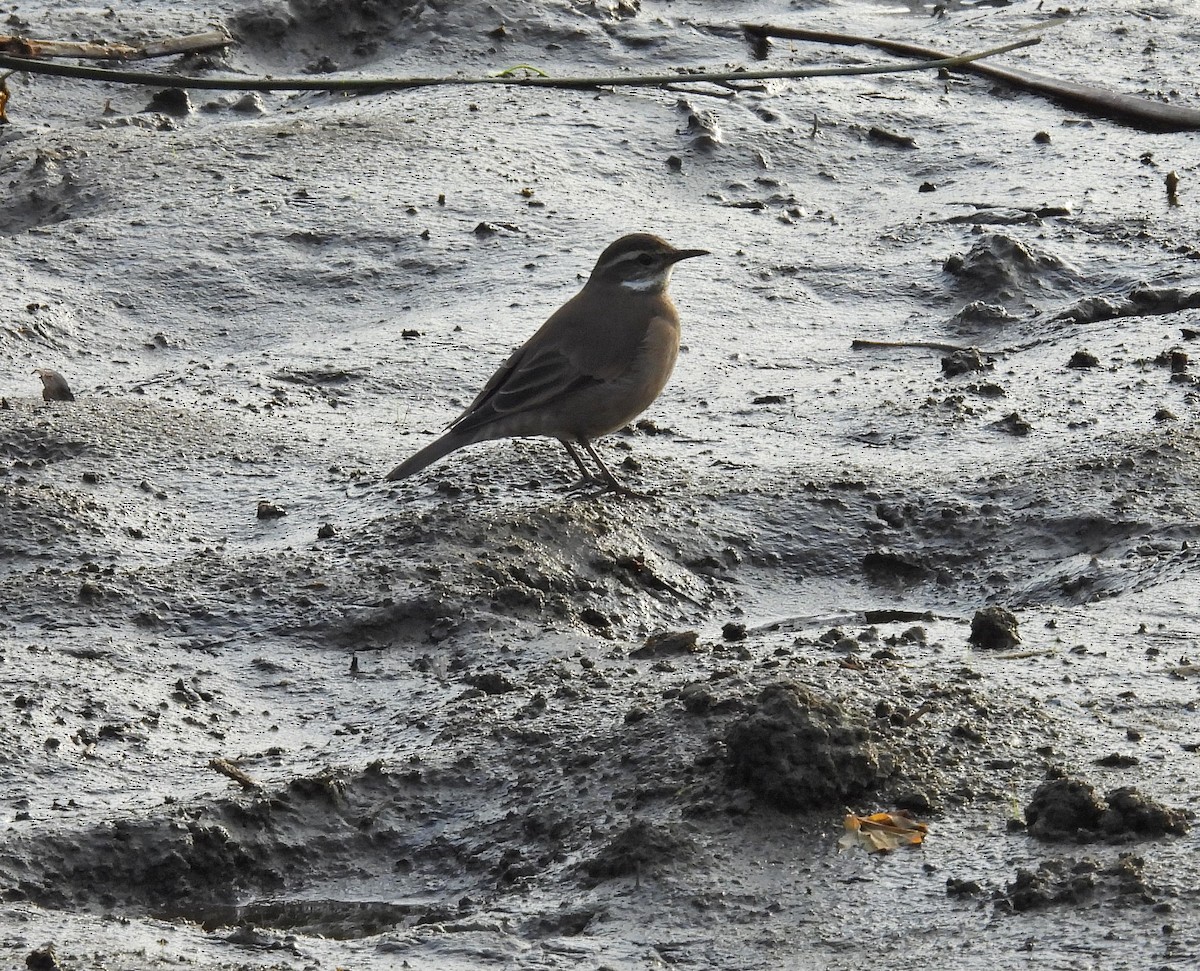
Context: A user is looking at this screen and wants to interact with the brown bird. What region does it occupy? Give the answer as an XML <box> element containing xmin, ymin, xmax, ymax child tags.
<box><xmin>385</xmin><ymin>233</ymin><xmax>708</xmax><ymax>494</ymax></box>
<box><xmin>34</xmin><ymin>368</ymin><xmax>75</xmax><ymax>402</ymax></box>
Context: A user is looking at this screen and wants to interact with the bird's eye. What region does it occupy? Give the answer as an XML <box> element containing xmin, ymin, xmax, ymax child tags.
<box><xmin>637</xmin><ymin>253</ymin><xmax>654</xmax><ymax>266</ymax></box>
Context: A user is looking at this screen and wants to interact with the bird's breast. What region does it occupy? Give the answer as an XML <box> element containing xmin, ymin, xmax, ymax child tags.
<box><xmin>565</xmin><ymin>310</ymin><xmax>680</xmax><ymax>439</ymax></box>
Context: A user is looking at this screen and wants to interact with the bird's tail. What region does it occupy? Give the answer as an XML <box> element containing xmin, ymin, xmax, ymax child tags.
<box><xmin>384</xmin><ymin>431</ymin><xmax>470</xmax><ymax>482</ymax></box>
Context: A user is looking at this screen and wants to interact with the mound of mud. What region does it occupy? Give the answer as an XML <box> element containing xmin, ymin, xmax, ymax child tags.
<box><xmin>943</xmin><ymin>233</ymin><xmax>1080</xmax><ymax>309</ymax></box>
<box><xmin>724</xmin><ymin>681</ymin><xmax>892</xmax><ymax>811</ymax></box>
<box><xmin>0</xmin><ymin>148</ymin><xmax>101</xmax><ymax>237</ymax></box>
<box><xmin>228</xmin><ymin>0</ymin><xmax>631</xmax><ymax>70</ymax></box>
<box><xmin>581</xmin><ymin>818</ymin><xmax>692</xmax><ymax>880</ymax></box>
<box><xmin>968</xmin><ymin>605</ymin><xmax>1020</xmax><ymax>650</ymax></box>
<box><xmin>995</xmin><ymin>853</ymin><xmax>1158</xmax><ymax>913</ymax></box>
<box><xmin>1025</xmin><ymin>777</ymin><xmax>1191</xmax><ymax>841</ymax></box>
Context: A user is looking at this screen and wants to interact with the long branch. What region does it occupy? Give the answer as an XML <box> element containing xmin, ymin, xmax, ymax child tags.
<box><xmin>743</xmin><ymin>24</ymin><xmax>1200</xmax><ymax>132</ymax></box>
<box><xmin>0</xmin><ymin>37</ymin><xmax>1038</xmax><ymax>93</ymax></box>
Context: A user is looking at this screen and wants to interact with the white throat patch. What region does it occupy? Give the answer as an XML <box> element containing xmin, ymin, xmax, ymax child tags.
<box><xmin>620</xmin><ymin>269</ymin><xmax>670</xmax><ymax>293</ymax></box>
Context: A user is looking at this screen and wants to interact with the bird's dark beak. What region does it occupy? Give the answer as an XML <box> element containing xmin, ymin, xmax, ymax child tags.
<box><xmin>668</xmin><ymin>248</ymin><xmax>710</xmax><ymax>264</ymax></box>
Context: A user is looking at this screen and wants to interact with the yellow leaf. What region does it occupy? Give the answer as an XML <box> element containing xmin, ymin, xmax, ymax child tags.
<box><xmin>838</xmin><ymin>810</ymin><xmax>928</xmax><ymax>853</ymax></box>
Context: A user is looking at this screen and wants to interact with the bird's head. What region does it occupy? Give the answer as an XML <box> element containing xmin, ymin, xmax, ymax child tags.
<box><xmin>587</xmin><ymin>233</ymin><xmax>709</xmax><ymax>294</ymax></box>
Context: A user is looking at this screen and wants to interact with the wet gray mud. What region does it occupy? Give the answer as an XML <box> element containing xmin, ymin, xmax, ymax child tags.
<box><xmin>2</xmin><ymin>1</ymin><xmax>1200</xmax><ymax>969</ymax></box>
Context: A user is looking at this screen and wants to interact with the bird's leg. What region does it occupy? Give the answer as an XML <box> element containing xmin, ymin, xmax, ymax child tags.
<box><xmin>560</xmin><ymin>440</ymin><xmax>601</xmax><ymax>487</ymax></box>
<box><xmin>579</xmin><ymin>440</ymin><xmax>652</xmax><ymax>499</ymax></box>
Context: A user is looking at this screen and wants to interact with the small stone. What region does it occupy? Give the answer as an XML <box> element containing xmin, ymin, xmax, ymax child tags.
<box><xmin>1033</xmin><ymin>131</ymin><xmax>1052</xmax><ymax>144</ymax></box>
<box><xmin>317</xmin><ymin>523</ymin><xmax>336</xmax><ymax>539</ymax></box>
<box><xmin>256</xmin><ymin>500</ymin><xmax>287</xmax><ymax>520</ymax></box>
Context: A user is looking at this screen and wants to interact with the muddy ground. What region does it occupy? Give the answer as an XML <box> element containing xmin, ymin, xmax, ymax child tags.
<box><xmin>2</xmin><ymin>1</ymin><xmax>1199</xmax><ymax>968</ymax></box>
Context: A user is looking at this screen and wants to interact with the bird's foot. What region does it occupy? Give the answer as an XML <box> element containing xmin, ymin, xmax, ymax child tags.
<box><xmin>563</xmin><ymin>475</ymin><xmax>607</xmax><ymax>495</ymax></box>
<box><xmin>565</xmin><ymin>478</ymin><xmax>655</xmax><ymax>501</ymax></box>
<box><xmin>595</xmin><ymin>483</ymin><xmax>656</xmax><ymax>501</ymax></box>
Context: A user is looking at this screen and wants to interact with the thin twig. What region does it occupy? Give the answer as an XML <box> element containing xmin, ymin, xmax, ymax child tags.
<box><xmin>0</xmin><ymin>38</ymin><xmax>1039</xmax><ymax>93</ymax></box>
<box><xmin>904</xmin><ymin>700</ymin><xmax>938</xmax><ymax>725</ymax></box>
<box><xmin>851</xmin><ymin>338</ymin><xmax>1031</xmax><ymax>356</ymax></box>
<box><xmin>744</xmin><ymin>23</ymin><xmax>1200</xmax><ymax>132</ymax></box>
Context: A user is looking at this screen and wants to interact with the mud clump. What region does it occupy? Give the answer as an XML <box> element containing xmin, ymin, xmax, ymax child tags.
<box><xmin>943</xmin><ymin>232</ymin><xmax>1078</xmax><ymax>305</ymax></box>
<box><xmin>947</xmin><ymin>300</ymin><xmax>1020</xmax><ymax>329</ymax></box>
<box><xmin>143</xmin><ymin>88</ymin><xmax>193</xmax><ymax>116</ymax></box>
<box><xmin>34</xmin><ymin>368</ymin><xmax>75</xmax><ymax>402</ymax></box>
<box><xmin>969</xmin><ymin>606</ymin><xmax>1020</xmax><ymax>650</ymax></box>
<box><xmin>941</xmin><ymin>347</ymin><xmax>988</xmax><ymax>377</ymax></box>
<box><xmin>862</xmin><ymin>548</ymin><xmax>927</xmax><ymax>584</ymax></box>
<box><xmin>996</xmin><ymin>854</ymin><xmax>1156</xmax><ymax>912</ymax></box>
<box><xmin>1067</xmin><ymin>348</ymin><xmax>1101</xmax><ymax>369</ymax></box>
<box><xmin>581</xmin><ymin>819</ymin><xmax>690</xmax><ymax>880</ymax></box>
<box><xmin>631</xmin><ymin>629</ymin><xmax>700</xmax><ymax>658</ymax></box>
<box><xmin>1025</xmin><ymin>777</ymin><xmax>1190</xmax><ymax>841</ymax></box>
<box><xmin>724</xmin><ymin>682</ymin><xmax>889</xmax><ymax>811</ymax></box>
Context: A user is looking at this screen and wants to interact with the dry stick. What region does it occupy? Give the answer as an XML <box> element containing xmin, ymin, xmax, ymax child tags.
<box><xmin>851</xmin><ymin>338</ymin><xmax>1038</xmax><ymax>356</ymax></box>
<box><xmin>208</xmin><ymin>757</ymin><xmax>258</xmax><ymax>790</ymax></box>
<box><xmin>0</xmin><ymin>37</ymin><xmax>1038</xmax><ymax>93</ymax></box>
<box><xmin>0</xmin><ymin>29</ymin><xmax>232</xmax><ymax>61</ymax></box>
<box><xmin>744</xmin><ymin>24</ymin><xmax>1200</xmax><ymax>133</ymax></box>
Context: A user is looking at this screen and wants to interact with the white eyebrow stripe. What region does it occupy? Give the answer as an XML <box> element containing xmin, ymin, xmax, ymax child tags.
<box><xmin>606</xmin><ymin>251</ymin><xmax>650</xmax><ymax>269</ymax></box>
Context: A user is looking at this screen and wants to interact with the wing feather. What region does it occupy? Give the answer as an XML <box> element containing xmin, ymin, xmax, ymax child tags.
<box><xmin>450</xmin><ymin>343</ymin><xmax>601</xmax><ymax>436</ymax></box>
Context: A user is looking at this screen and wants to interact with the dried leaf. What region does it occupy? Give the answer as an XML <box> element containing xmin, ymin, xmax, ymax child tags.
<box><xmin>837</xmin><ymin>810</ymin><xmax>928</xmax><ymax>853</ymax></box>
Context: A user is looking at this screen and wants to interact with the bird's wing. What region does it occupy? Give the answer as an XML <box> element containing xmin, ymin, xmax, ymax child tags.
<box><xmin>445</xmin><ymin>287</ymin><xmax>656</xmax><ymax>437</ymax></box>
<box><xmin>449</xmin><ymin>340</ymin><xmax>600</xmax><ymax>436</ymax></box>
